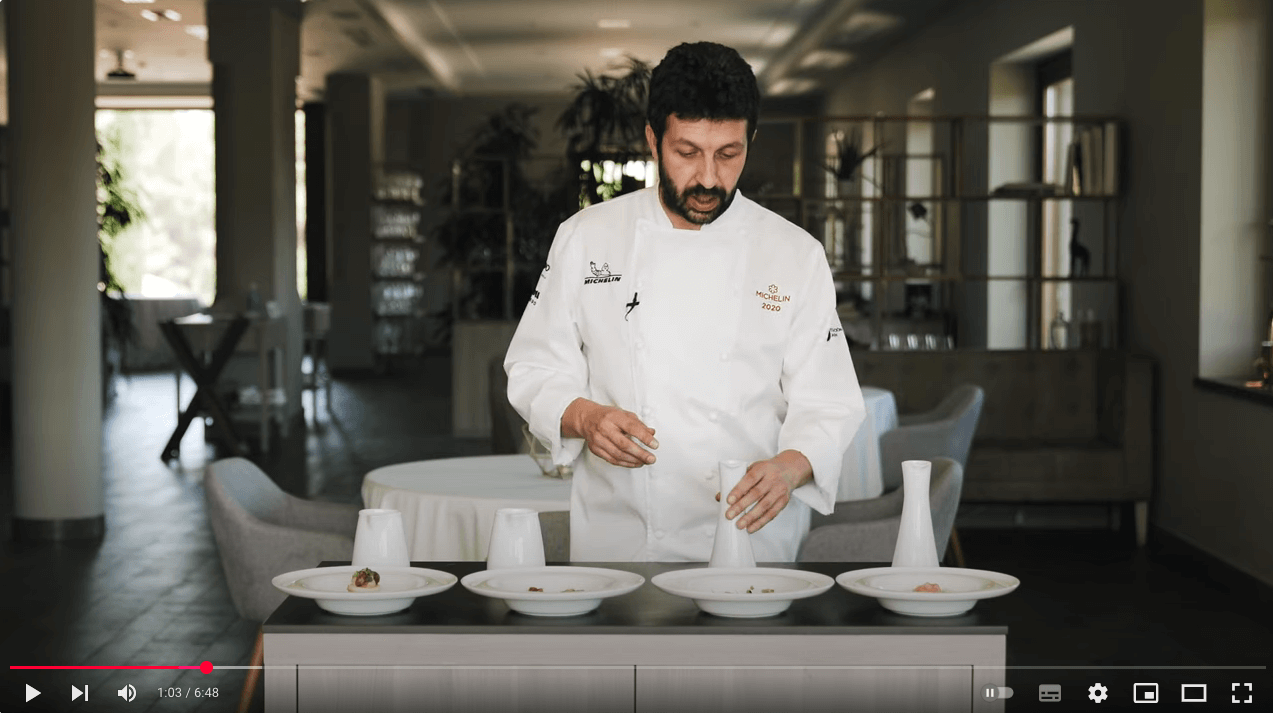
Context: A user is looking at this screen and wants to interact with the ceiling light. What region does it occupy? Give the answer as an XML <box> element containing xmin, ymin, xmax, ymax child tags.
<box><xmin>769</xmin><ymin>78</ymin><xmax>818</xmax><ymax>96</ymax></box>
<box><xmin>185</xmin><ymin>25</ymin><xmax>208</xmax><ymax>41</ymax></box>
<box><xmin>139</xmin><ymin>9</ymin><xmax>159</xmax><ymax>21</ymax></box>
<box><xmin>162</xmin><ymin>10</ymin><xmax>181</xmax><ymax>21</ymax></box>
<box><xmin>598</xmin><ymin>19</ymin><xmax>631</xmax><ymax>29</ymax></box>
<box><xmin>121</xmin><ymin>1</ymin><xmax>157</xmax><ymax>4</ymax></box>
<box><xmin>600</xmin><ymin>47</ymin><xmax>624</xmax><ymax>58</ymax></box>
<box><xmin>799</xmin><ymin>50</ymin><xmax>854</xmax><ymax>70</ymax></box>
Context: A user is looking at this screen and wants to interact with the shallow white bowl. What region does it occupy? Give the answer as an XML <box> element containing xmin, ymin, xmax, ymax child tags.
<box><xmin>272</xmin><ymin>566</ymin><xmax>457</xmax><ymax>616</ymax></box>
<box><xmin>836</xmin><ymin>566</ymin><xmax>1020</xmax><ymax>617</ymax></box>
<box><xmin>460</xmin><ymin>566</ymin><xmax>645</xmax><ymax>617</ymax></box>
<box><xmin>651</xmin><ymin>567</ymin><xmax>835</xmax><ymax>618</ymax></box>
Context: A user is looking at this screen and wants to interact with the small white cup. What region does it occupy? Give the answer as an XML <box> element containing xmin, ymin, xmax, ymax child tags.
<box><xmin>351</xmin><ymin>508</ymin><xmax>410</xmax><ymax>569</ymax></box>
<box><xmin>486</xmin><ymin>507</ymin><xmax>546</xmax><ymax>570</ymax></box>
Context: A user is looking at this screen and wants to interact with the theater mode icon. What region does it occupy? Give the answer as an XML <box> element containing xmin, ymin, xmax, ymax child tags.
<box><xmin>1181</xmin><ymin>683</ymin><xmax>1207</xmax><ymax>702</ymax></box>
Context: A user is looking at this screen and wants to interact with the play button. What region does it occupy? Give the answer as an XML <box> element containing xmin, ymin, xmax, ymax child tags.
<box><xmin>26</xmin><ymin>683</ymin><xmax>41</xmax><ymax>702</ymax></box>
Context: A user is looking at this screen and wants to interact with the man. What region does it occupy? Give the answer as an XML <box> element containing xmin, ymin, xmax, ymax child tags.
<box><xmin>505</xmin><ymin>42</ymin><xmax>865</xmax><ymax>561</ymax></box>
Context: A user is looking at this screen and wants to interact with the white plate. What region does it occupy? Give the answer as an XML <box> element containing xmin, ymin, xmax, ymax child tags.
<box><xmin>650</xmin><ymin>567</ymin><xmax>835</xmax><ymax>618</ymax></box>
<box><xmin>272</xmin><ymin>566</ymin><xmax>458</xmax><ymax>616</ymax></box>
<box><xmin>836</xmin><ymin>567</ymin><xmax>1020</xmax><ymax>617</ymax></box>
<box><xmin>460</xmin><ymin>566</ymin><xmax>645</xmax><ymax>617</ymax></box>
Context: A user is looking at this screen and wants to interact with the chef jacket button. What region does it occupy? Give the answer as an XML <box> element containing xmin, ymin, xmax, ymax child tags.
<box><xmin>655</xmin><ymin>530</ymin><xmax>665</xmax><ymax>539</ymax></box>
<box><xmin>720</xmin><ymin>352</ymin><xmax>730</xmax><ymax>361</ymax></box>
<box><xmin>642</xmin><ymin>406</ymin><xmax>652</xmax><ymax>417</ymax></box>
<box><xmin>636</xmin><ymin>340</ymin><xmax>646</xmax><ymax>350</ymax></box>
<box><xmin>708</xmin><ymin>411</ymin><xmax>719</xmax><ymax>422</ymax></box>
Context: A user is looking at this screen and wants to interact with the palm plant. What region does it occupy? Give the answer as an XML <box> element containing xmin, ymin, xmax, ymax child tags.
<box><xmin>97</xmin><ymin>135</ymin><xmax>143</xmax><ymax>398</ymax></box>
<box><xmin>557</xmin><ymin>57</ymin><xmax>651</xmax><ymax>205</ymax></box>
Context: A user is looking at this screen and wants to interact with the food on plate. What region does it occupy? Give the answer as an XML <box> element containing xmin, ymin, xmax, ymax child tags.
<box><xmin>743</xmin><ymin>586</ymin><xmax>777</xmax><ymax>594</ymax></box>
<box><xmin>913</xmin><ymin>582</ymin><xmax>943</xmax><ymax>593</ymax></box>
<box><xmin>347</xmin><ymin>567</ymin><xmax>381</xmax><ymax>592</ymax></box>
<box><xmin>528</xmin><ymin>587</ymin><xmax>544</xmax><ymax>592</ymax></box>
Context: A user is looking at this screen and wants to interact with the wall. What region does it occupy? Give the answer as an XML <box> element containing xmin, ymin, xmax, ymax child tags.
<box><xmin>824</xmin><ymin>0</ymin><xmax>1273</xmax><ymax>585</ymax></box>
<box><xmin>1198</xmin><ymin>0</ymin><xmax>1269</xmax><ymax>376</ymax></box>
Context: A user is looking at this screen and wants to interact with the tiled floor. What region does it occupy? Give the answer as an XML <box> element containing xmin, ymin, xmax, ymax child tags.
<box><xmin>1</xmin><ymin>357</ymin><xmax>1270</xmax><ymax>712</ymax></box>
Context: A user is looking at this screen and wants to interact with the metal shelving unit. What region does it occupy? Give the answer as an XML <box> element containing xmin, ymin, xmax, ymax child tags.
<box><xmin>751</xmin><ymin>114</ymin><xmax>1123</xmax><ymax>351</ymax></box>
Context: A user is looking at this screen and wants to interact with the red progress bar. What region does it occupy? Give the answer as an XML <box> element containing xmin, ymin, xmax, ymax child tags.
<box><xmin>13</xmin><ymin>661</ymin><xmax>216</xmax><ymax>674</ymax></box>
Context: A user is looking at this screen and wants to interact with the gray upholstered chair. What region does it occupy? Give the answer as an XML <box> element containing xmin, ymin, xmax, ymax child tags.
<box><xmin>878</xmin><ymin>384</ymin><xmax>984</xmax><ymax>493</ymax></box>
<box><xmin>204</xmin><ymin>457</ymin><xmax>359</xmax><ymax>712</ymax></box>
<box><xmin>798</xmin><ymin>457</ymin><xmax>963</xmax><ymax>563</ymax></box>
<box><xmin>538</xmin><ymin>510</ymin><xmax>571</xmax><ymax>563</ymax></box>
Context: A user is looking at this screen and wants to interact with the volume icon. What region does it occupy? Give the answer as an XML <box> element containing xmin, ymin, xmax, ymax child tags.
<box><xmin>118</xmin><ymin>684</ymin><xmax>137</xmax><ymax>702</ymax></box>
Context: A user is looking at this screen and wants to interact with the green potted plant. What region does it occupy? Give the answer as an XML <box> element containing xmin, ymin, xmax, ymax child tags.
<box><xmin>97</xmin><ymin>136</ymin><xmax>143</xmax><ymax>403</ymax></box>
<box><xmin>556</xmin><ymin>57</ymin><xmax>651</xmax><ymax>207</ymax></box>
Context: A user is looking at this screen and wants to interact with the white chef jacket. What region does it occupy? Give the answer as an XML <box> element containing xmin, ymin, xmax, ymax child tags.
<box><xmin>505</xmin><ymin>187</ymin><xmax>866</xmax><ymax>562</ymax></box>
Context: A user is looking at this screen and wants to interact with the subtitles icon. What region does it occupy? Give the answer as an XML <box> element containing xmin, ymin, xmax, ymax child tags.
<box><xmin>118</xmin><ymin>684</ymin><xmax>138</xmax><ymax>702</ymax></box>
<box><xmin>1181</xmin><ymin>684</ymin><xmax>1207</xmax><ymax>703</ymax></box>
<box><xmin>1039</xmin><ymin>684</ymin><xmax>1061</xmax><ymax>702</ymax></box>
<box><xmin>1232</xmin><ymin>682</ymin><xmax>1253</xmax><ymax>704</ymax></box>
<box><xmin>1133</xmin><ymin>682</ymin><xmax>1159</xmax><ymax>703</ymax></box>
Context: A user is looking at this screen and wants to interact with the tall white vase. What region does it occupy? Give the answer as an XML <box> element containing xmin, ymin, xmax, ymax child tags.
<box><xmin>709</xmin><ymin>460</ymin><xmax>756</xmax><ymax>568</ymax></box>
<box><xmin>891</xmin><ymin>460</ymin><xmax>940</xmax><ymax>568</ymax></box>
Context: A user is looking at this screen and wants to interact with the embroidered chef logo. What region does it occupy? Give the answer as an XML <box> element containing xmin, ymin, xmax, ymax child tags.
<box><xmin>584</xmin><ymin>261</ymin><xmax>622</xmax><ymax>285</ymax></box>
<box><xmin>827</xmin><ymin>326</ymin><xmax>843</xmax><ymax>341</ymax></box>
<box><xmin>528</xmin><ymin>289</ymin><xmax>541</xmax><ymax>306</ymax></box>
<box><xmin>756</xmin><ymin>283</ymin><xmax>791</xmax><ymax>312</ymax></box>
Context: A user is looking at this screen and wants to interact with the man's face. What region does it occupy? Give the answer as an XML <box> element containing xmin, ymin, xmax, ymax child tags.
<box><xmin>646</xmin><ymin>114</ymin><xmax>749</xmax><ymax>230</ymax></box>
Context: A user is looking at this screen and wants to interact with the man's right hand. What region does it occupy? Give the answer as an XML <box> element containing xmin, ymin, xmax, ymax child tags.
<box><xmin>561</xmin><ymin>398</ymin><xmax>658</xmax><ymax>468</ymax></box>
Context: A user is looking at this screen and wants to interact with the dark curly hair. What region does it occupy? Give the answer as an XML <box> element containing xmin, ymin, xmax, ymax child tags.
<box><xmin>646</xmin><ymin>42</ymin><xmax>760</xmax><ymax>151</ymax></box>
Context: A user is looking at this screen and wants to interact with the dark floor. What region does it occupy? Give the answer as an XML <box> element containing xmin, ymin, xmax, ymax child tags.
<box><xmin>1</xmin><ymin>356</ymin><xmax>1270</xmax><ymax>712</ymax></box>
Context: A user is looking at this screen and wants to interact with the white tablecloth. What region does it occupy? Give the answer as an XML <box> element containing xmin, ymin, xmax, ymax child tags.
<box><xmin>361</xmin><ymin>454</ymin><xmax>570</xmax><ymax>561</ymax></box>
<box><xmin>837</xmin><ymin>386</ymin><xmax>899</xmax><ymax>502</ymax></box>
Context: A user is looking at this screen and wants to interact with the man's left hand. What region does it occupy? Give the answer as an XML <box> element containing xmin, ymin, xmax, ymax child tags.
<box><xmin>722</xmin><ymin>450</ymin><xmax>813</xmax><ymax>533</ymax></box>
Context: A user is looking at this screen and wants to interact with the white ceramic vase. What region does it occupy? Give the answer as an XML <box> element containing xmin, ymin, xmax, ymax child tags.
<box><xmin>351</xmin><ymin>508</ymin><xmax>410</xmax><ymax>569</ymax></box>
<box><xmin>891</xmin><ymin>460</ymin><xmax>940</xmax><ymax>568</ymax></box>
<box><xmin>709</xmin><ymin>460</ymin><xmax>756</xmax><ymax>568</ymax></box>
<box><xmin>487</xmin><ymin>507</ymin><xmax>546</xmax><ymax>570</ymax></box>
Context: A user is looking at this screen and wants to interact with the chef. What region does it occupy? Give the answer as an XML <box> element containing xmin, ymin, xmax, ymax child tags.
<box><xmin>505</xmin><ymin>41</ymin><xmax>866</xmax><ymax>562</ymax></box>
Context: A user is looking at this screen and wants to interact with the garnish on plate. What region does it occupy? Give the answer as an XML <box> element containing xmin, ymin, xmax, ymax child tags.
<box><xmin>347</xmin><ymin>567</ymin><xmax>381</xmax><ymax>592</ymax></box>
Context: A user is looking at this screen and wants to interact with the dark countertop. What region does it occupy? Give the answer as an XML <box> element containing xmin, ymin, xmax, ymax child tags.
<box><xmin>264</xmin><ymin>561</ymin><xmax>1009</xmax><ymax>636</ymax></box>
<box><xmin>1194</xmin><ymin>376</ymin><xmax>1273</xmax><ymax>408</ymax></box>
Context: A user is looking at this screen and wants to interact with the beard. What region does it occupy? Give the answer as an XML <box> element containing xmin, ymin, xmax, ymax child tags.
<box><xmin>657</xmin><ymin>156</ymin><xmax>735</xmax><ymax>226</ymax></box>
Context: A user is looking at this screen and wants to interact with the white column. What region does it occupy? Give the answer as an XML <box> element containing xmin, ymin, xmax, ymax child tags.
<box><xmin>207</xmin><ymin>0</ymin><xmax>304</xmax><ymax>418</ymax></box>
<box><xmin>7</xmin><ymin>0</ymin><xmax>104</xmax><ymax>539</ymax></box>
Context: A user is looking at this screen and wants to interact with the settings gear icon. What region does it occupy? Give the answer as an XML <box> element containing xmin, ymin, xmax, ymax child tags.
<box><xmin>1088</xmin><ymin>683</ymin><xmax>1109</xmax><ymax>703</ymax></box>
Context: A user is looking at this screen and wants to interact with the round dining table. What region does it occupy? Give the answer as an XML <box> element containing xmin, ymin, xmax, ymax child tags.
<box><xmin>837</xmin><ymin>386</ymin><xmax>899</xmax><ymax>502</ymax></box>
<box><xmin>362</xmin><ymin>454</ymin><xmax>569</xmax><ymax>561</ymax></box>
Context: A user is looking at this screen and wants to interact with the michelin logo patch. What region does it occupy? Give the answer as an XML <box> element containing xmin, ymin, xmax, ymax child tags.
<box><xmin>584</xmin><ymin>261</ymin><xmax>622</xmax><ymax>285</ymax></box>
